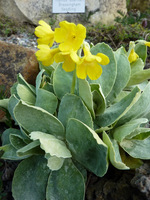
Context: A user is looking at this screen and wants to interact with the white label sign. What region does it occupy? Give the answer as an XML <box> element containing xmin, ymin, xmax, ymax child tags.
<box><xmin>52</xmin><ymin>0</ymin><xmax>85</xmax><ymax>13</ymax></box>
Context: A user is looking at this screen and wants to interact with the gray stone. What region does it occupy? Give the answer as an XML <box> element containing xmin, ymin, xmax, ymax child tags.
<box><xmin>0</xmin><ymin>0</ymin><xmax>127</xmax><ymax>25</ymax></box>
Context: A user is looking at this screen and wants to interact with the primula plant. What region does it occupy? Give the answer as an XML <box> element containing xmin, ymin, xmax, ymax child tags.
<box><xmin>0</xmin><ymin>20</ymin><xmax>150</xmax><ymax>200</ymax></box>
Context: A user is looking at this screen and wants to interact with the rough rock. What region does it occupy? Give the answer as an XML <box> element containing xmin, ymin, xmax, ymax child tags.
<box><xmin>0</xmin><ymin>0</ymin><xmax>127</xmax><ymax>25</ymax></box>
<box><xmin>0</xmin><ymin>41</ymin><xmax>39</xmax><ymax>95</ymax></box>
<box><xmin>131</xmin><ymin>163</ymin><xmax>150</xmax><ymax>200</ymax></box>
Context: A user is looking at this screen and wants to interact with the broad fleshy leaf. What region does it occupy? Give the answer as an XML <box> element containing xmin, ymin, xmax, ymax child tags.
<box><xmin>10</xmin><ymin>134</ymin><xmax>27</xmax><ymax>149</ymax></box>
<box><xmin>58</xmin><ymin>94</ymin><xmax>93</xmax><ymax>129</ymax></box>
<box><xmin>127</xmin><ymin>68</ymin><xmax>150</xmax><ymax>86</ymax></box>
<box><xmin>135</xmin><ymin>42</ymin><xmax>147</xmax><ymax>63</ymax></box>
<box><xmin>0</xmin><ymin>144</ymin><xmax>24</xmax><ymax>160</ymax></box>
<box><xmin>35</xmin><ymin>88</ymin><xmax>58</xmax><ymax>114</ymax></box>
<box><xmin>47</xmin><ymin>156</ymin><xmax>65</xmax><ymax>171</ymax></box>
<box><xmin>17</xmin><ymin>84</ymin><xmax>36</xmax><ymax>105</ymax></box>
<box><xmin>79</xmin><ymin>79</ymin><xmax>95</xmax><ymax>118</ymax></box>
<box><xmin>46</xmin><ymin>159</ymin><xmax>85</xmax><ymax>200</ymax></box>
<box><xmin>1</xmin><ymin>128</ymin><xmax>22</xmax><ymax>145</ymax></box>
<box><xmin>12</xmin><ymin>156</ymin><xmax>50</xmax><ymax>200</ymax></box>
<box><xmin>90</xmin><ymin>84</ymin><xmax>106</xmax><ymax>115</ymax></box>
<box><xmin>95</xmin><ymin>86</ymin><xmax>140</xmax><ymax>127</ymax></box>
<box><xmin>106</xmin><ymin>51</ymin><xmax>131</xmax><ymax>103</ymax></box>
<box><xmin>120</xmin><ymin>137</ymin><xmax>150</xmax><ymax>159</ymax></box>
<box><xmin>8</xmin><ymin>95</ymin><xmax>19</xmax><ymax>122</ymax></box>
<box><xmin>130</xmin><ymin>58</ymin><xmax>144</xmax><ymax>76</ymax></box>
<box><xmin>17</xmin><ymin>140</ymin><xmax>42</xmax><ymax>157</ymax></box>
<box><xmin>0</xmin><ymin>98</ymin><xmax>9</xmax><ymax>109</ymax></box>
<box><xmin>36</xmin><ymin>69</ymin><xmax>45</xmax><ymax>94</ymax></box>
<box><xmin>90</xmin><ymin>43</ymin><xmax>117</xmax><ymax>97</ymax></box>
<box><xmin>103</xmin><ymin>131</ymin><xmax>129</xmax><ymax>169</ymax></box>
<box><xmin>30</xmin><ymin>131</ymin><xmax>72</xmax><ymax>158</ymax></box>
<box><xmin>118</xmin><ymin>82</ymin><xmax>150</xmax><ymax>126</ymax></box>
<box><xmin>17</xmin><ymin>73</ymin><xmax>36</xmax><ymax>94</ymax></box>
<box><xmin>66</xmin><ymin>118</ymin><xmax>108</xmax><ymax>177</ymax></box>
<box><xmin>14</xmin><ymin>101</ymin><xmax>65</xmax><ymax>139</ymax></box>
<box><xmin>113</xmin><ymin>118</ymin><xmax>148</xmax><ymax>142</ymax></box>
<box><xmin>53</xmin><ymin>63</ymin><xmax>78</xmax><ymax>99</ymax></box>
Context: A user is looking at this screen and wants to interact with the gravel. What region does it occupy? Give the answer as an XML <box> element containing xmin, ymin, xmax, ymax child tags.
<box><xmin>0</xmin><ymin>32</ymin><xmax>37</xmax><ymax>50</ymax></box>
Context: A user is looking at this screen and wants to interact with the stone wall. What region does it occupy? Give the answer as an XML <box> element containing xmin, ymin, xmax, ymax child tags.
<box><xmin>0</xmin><ymin>0</ymin><xmax>127</xmax><ymax>26</ymax></box>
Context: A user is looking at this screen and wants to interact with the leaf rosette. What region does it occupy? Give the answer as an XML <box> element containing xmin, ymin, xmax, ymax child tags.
<box><xmin>0</xmin><ymin>20</ymin><xmax>150</xmax><ymax>200</ymax></box>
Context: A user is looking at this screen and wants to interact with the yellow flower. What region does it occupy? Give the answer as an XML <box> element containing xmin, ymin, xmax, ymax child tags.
<box><xmin>128</xmin><ymin>49</ymin><xmax>139</xmax><ymax>63</ymax></box>
<box><xmin>76</xmin><ymin>46</ymin><xmax>109</xmax><ymax>80</ymax></box>
<box><xmin>145</xmin><ymin>41</ymin><xmax>150</xmax><ymax>47</ymax></box>
<box><xmin>54</xmin><ymin>21</ymin><xmax>86</xmax><ymax>52</ymax></box>
<box><xmin>36</xmin><ymin>45</ymin><xmax>60</xmax><ymax>66</ymax></box>
<box><xmin>55</xmin><ymin>51</ymin><xmax>79</xmax><ymax>72</ymax></box>
<box><xmin>35</xmin><ymin>20</ymin><xmax>54</xmax><ymax>47</ymax></box>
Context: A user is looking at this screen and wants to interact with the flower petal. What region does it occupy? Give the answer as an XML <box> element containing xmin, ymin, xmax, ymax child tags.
<box><xmin>145</xmin><ymin>41</ymin><xmax>150</xmax><ymax>47</ymax></box>
<box><xmin>96</xmin><ymin>53</ymin><xmax>110</xmax><ymax>65</ymax></box>
<box><xmin>36</xmin><ymin>45</ymin><xmax>60</xmax><ymax>66</ymax></box>
<box><xmin>55</xmin><ymin>21</ymin><xmax>86</xmax><ymax>52</ymax></box>
<box><xmin>35</xmin><ymin>20</ymin><xmax>54</xmax><ymax>47</ymax></box>
<box><xmin>76</xmin><ymin>60</ymin><xmax>87</xmax><ymax>79</ymax></box>
<box><xmin>128</xmin><ymin>49</ymin><xmax>139</xmax><ymax>63</ymax></box>
<box><xmin>87</xmin><ymin>61</ymin><xmax>102</xmax><ymax>80</ymax></box>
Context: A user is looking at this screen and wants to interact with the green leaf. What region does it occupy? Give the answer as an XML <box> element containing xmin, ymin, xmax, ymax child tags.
<box><xmin>113</xmin><ymin>118</ymin><xmax>148</xmax><ymax>142</ymax></box>
<box><xmin>1</xmin><ymin>128</ymin><xmax>22</xmax><ymax>145</ymax></box>
<box><xmin>58</xmin><ymin>94</ymin><xmax>93</xmax><ymax>129</ymax></box>
<box><xmin>42</xmin><ymin>82</ymin><xmax>54</xmax><ymax>93</ymax></box>
<box><xmin>17</xmin><ymin>73</ymin><xmax>36</xmax><ymax>95</ymax></box>
<box><xmin>47</xmin><ymin>156</ymin><xmax>65</xmax><ymax>171</ymax></box>
<box><xmin>10</xmin><ymin>82</ymin><xmax>19</xmax><ymax>97</ymax></box>
<box><xmin>106</xmin><ymin>51</ymin><xmax>131</xmax><ymax>103</ymax></box>
<box><xmin>35</xmin><ymin>88</ymin><xmax>58</xmax><ymax>114</ymax></box>
<box><xmin>90</xmin><ymin>43</ymin><xmax>117</xmax><ymax>97</ymax></box>
<box><xmin>17</xmin><ymin>140</ymin><xmax>42</xmax><ymax>157</ymax></box>
<box><xmin>118</xmin><ymin>82</ymin><xmax>150</xmax><ymax>126</ymax></box>
<box><xmin>46</xmin><ymin>159</ymin><xmax>85</xmax><ymax>200</ymax></box>
<box><xmin>0</xmin><ymin>144</ymin><xmax>22</xmax><ymax>160</ymax></box>
<box><xmin>135</xmin><ymin>43</ymin><xmax>147</xmax><ymax>63</ymax></box>
<box><xmin>36</xmin><ymin>69</ymin><xmax>45</xmax><ymax>94</ymax></box>
<box><xmin>0</xmin><ymin>98</ymin><xmax>9</xmax><ymax>109</ymax></box>
<box><xmin>120</xmin><ymin>148</ymin><xmax>143</xmax><ymax>169</ymax></box>
<box><xmin>66</xmin><ymin>118</ymin><xmax>108</xmax><ymax>177</ymax></box>
<box><xmin>90</xmin><ymin>84</ymin><xmax>106</xmax><ymax>115</ymax></box>
<box><xmin>39</xmin><ymin>62</ymin><xmax>55</xmax><ymax>76</ymax></box>
<box><xmin>95</xmin><ymin>86</ymin><xmax>140</xmax><ymax>127</ymax></box>
<box><xmin>79</xmin><ymin>79</ymin><xmax>95</xmax><ymax>118</ymax></box>
<box><xmin>130</xmin><ymin>58</ymin><xmax>144</xmax><ymax>76</ymax></box>
<box><xmin>10</xmin><ymin>134</ymin><xmax>27</xmax><ymax>149</ymax></box>
<box><xmin>127</xmin><ymin>68</ymin><xmax>150</xmax><ymax>86</ymax></box>
<box><xmin>53</xmin><ymin>63</ymin><xmax>78</xmax><ymax>99</ymax></box>
<box><xmin>127</xmin><ymin>128</ymin><xmax>150</xmax><ymax>140</ymax></box>
<box><xmin>120</xmin><ymin>137</ymin><xmax>150</xmax><ymax>159</ymax></box>
<box><xmin>12</xmin><ymin>156</ymin><xmax>50</xmax><ymax>200</ymax></box>
<box><xmin>103</xmin><ymin>132</ymin><xmax>129</xmax><ymax>170</ymax></box>
<box><xmin>30</xmin><ymin>131</ymin><xmax>72</xmax><ymax>158</ymax></box>
<box><xmin>8</xmin><ymin>95</ymin><xmax>19</xmax><ymax>121</ymax></box>
<box><xmin>14</xmin><ymin>101</ymin><xmax>65</xmax><ymax>139</ymax></box>
<box><xmin>17</xmin><ymin>84</ymin><xmax>36</xmax><ymax>105</ymax></box>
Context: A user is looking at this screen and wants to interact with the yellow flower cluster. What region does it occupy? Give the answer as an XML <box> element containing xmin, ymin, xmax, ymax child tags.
<box><xmin>35</xmin><ymin>20</ymin><xmax>109</xmax><ymax>80</ymax></box>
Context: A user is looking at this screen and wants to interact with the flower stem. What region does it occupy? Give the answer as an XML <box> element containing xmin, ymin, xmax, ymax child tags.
<box><xmin>71</xmin><ymin>68</ymin><xmax>77</xmax><ymax>94</ymax></box>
